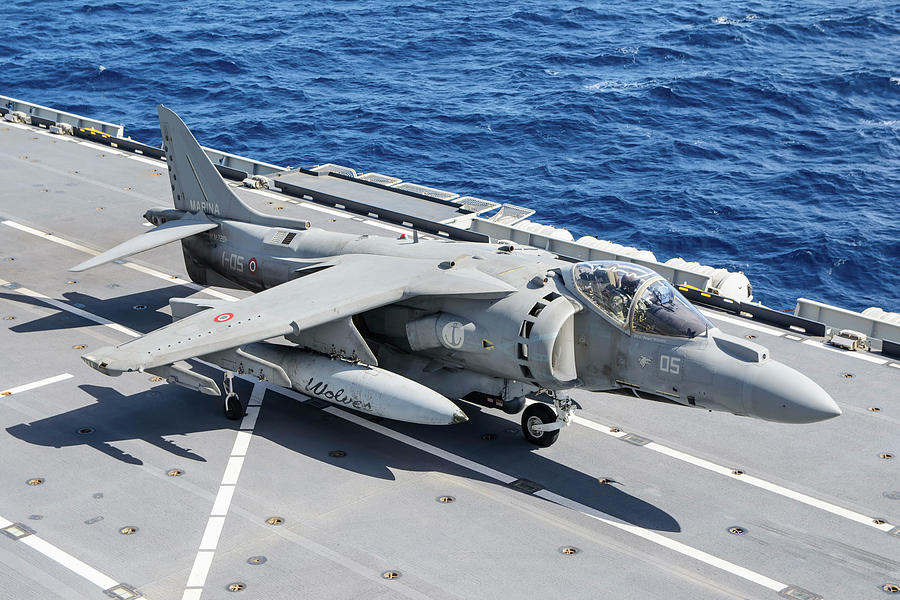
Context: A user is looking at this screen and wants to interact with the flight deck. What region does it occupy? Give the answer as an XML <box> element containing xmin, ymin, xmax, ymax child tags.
<box><xmin>0</xmin><ymin>105</ymin><xmax>898</xmax><ymax>600</ymax></box>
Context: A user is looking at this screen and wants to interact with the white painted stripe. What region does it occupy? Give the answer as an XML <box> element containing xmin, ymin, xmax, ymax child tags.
<box><xmin>1</xmin><ymin>373</ymin><xmax>73</xmax><ymax>396</ymax></box>
<box><xmin>239</xmin><ymin>406</ymin><xmax>260</xmax><ymax>431</ymax></box>
<box><xmin>185</xmin><ymin>550</ymin><xmax>215</xmax><ymax>588</ymax></box>
<box><xmin>571</xmin><ymin>412</ymin><xmax>895</xmax><ymax>532</ymax></box>
<box><xmin>220</xmin><ymin>456</ymin><xmax>245</xmax><ymax>486</ymax></box>
<box><xmin>0</xmin><ymin>515</ymin><xmax>12</xmax><ymax>528</ymax></box>
<box><xmin>12</xmin><ymin>533</ymin><xmax>119</xmax><ymax>590</ymax></box>
<box><xmin>210</xmin><ymin>485</ymin><xmax>236</xmax><ymax>517</ymax></box>
<box><xmin>114</xmin><ymin>262</ymin><xmax>239</xmax><ymax>302</ymax></box>
<box><xmin>700</xmin><ymin>310</ymin><xmax>786</xmax><ymax>337</ymax></box>
<box><xmin>647</xmin><ymin>443</ymin><xmax>893</xmax><ymax>531</ymax></box>
<box><xmin>247</xmin><ymin>384</ymin><xmax>266</xmax><ymax>406</ymax></box>
<box><xmin>128</xmin><ymin>154</ymin><xmax>165</xmax><ymax>166</ymax></box>
<box><xmin>198</xmin><ymin>516</ymin><xmax>226</xmax><ymax>551</ymax></box>
<box><xmin>320</xmin><ymin>406</ymin><xmax>787</xmax><ymax>592</ymax></box>
<box><xmin>699</xmin><ymin>306</ymin><xmax>892</xmax><ymax>366</ymax></box>
<box><xmin>1</xmin><ymin>219</ymin><xmax>240</xmax><ymax>302</ymax></box>
<box><xmin>324</xmin><ymin>407</ymin><xmax>517</xmax><ymax>484</ymax></box>
<box><xmin>299</xmin><ymin>201</ymin><xmax>351</xmax><ymax>218</ymax></box>
<box><xmin>535</xmin><ymin>489</ymin><xmax>785</xmax><ymax>591</ymax></box>
<box><xmin>230</xmin><ymin>431</ymin><xmax>253</xmax><ymax>456</ymax></box>
<box><xmin>2</xmin><ymin>220</ymin><xmax>101</xmax><ymax>254</ymax></box>
<box><xmin>182</xmin><ymin>382</ymin><xmax>265</xmax><ymax>598</ymax></box>
<box><xmin>801</xmin><ymin>339</ymin><xmax>888</xmax><ymax>365</ymax></box>
<box><xmin>181</xmin><ymin>589</ymin><xmax>204</xmax><ymax>600</ymax></box>
<box><xmin>571</xmin><ymin>414</ymin><xmax>628</xmax><ymax>438</ymax></box>
<box><xmin>363</xmin><ymin>219</ymin><xmax>409</xmax><ymax>234</ymax></box>
<box><xmin>890</xmin><ymin>363</ymin><xmax>900</xmax><ymax>370</ymax></box>
<box><xmin>0</xmin><ymin>278</ymin><xmax>140</xmax><ymax>338</ymax></box>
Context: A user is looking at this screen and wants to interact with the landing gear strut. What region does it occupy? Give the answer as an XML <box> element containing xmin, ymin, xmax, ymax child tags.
<box><xmin>521</xmin><ymin>391</ymin><xmax>577</xmax><ymax>447</ymax></box>
<box><xmin>222</xmin><ymin>371</ymin><xmax>244</xmax><ymax>420</ymax></box>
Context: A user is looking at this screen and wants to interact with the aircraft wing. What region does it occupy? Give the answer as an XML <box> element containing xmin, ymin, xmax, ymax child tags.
<box><xmin>81</xmin><ymin>254</ymin><xmax>510</xmax><ymax>375</ymax></box>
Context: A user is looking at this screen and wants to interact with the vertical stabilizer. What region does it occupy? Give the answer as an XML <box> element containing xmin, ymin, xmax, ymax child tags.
<box><xmin>158</xmin><ymin>105</ymin><xmax>252</xmax><ymax>221</ymax></box>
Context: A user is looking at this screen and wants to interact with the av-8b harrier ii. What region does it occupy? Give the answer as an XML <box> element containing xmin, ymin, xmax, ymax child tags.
<box><xmin>72</xmin><ymin>106</ymin><xmax>841</xmax><ymax>446</ymax></box>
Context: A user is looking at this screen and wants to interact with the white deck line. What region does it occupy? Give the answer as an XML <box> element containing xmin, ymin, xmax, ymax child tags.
<box><xmin>0</xmin><ymin>512</ymin><xmax>147</xmax><ymax>596</ymax></box>
<box><xmin>0</xmin><ymin>277</ymin><xmax>139</xmax><ymax>338</ymax></box>
<box><xmin>363</xmin><ymin>219</ymin><xmax>410</xmax><ymax>234</ymax></box>
<box><xmin>701</xmin><ymin>307</ymin><xmax>894</xmax><ymax>366</ymax></box>
<box><xmin>801</xmin><ymin>339</ymin><xmax>889</xmax><ymax>365</ymax></box>
<box><xmin>181</xmin><ymin>382</ymin><xmax>266</xmax><ymax>600</ymax></box>
<box><xmin>540</xmin><ymin>488</ymin><xmax>786</xmax><ymax>591</ymax></box>
<box><xmin>1</xmin><ymin>219</ymin><xmax>239</xmax><ymax>302</ymax></box>
<box><xmin>323</xmin><ymin>407</ymin><xmax>788</xmax><ymax>594</ymax></box>
<box><xmin>0</xmin><ymin>373</ymin><xmax>73</xmax><ymax>396</ymax></box>
<box><xmin>701</xmin><ymin>310</ymin><xmax>787</xmax><ymax>337</ymax></box>
<box><xmin>570</xmin><ymin>413</ymin><xmax>894</xmax><ymax>532</ymax></box>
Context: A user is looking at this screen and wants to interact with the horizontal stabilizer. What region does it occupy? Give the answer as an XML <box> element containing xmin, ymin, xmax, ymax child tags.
<box><xmin>70</xmin><ymin>217</ymin><xmax>218</xmax><ymax>272</ymax></box>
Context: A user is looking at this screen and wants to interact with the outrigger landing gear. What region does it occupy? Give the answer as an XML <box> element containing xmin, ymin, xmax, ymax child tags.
<box><xmin>521</xmin><ymin>391</ymin><xmax>577</xmax><ymax>447</ymax></box>
<box><xmin>222</xmin><ymin>371</ymin><xmax>244</xmax><ymax>420</ymax></box>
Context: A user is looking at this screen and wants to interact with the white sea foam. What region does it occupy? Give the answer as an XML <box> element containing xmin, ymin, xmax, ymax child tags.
<box><xmin>584</xmin><ymin>79</ymin><xmax>651</xmax><ymax>92</ymax></box>
<box><xmin>890</xmin><ymin>77</ymin><xmax>900</xmax><ymax>85</ymax></box>
<box><xmin>715</xmin><ymin>14</ymin><xmax>759</xmax><ymax>25</ymax></box>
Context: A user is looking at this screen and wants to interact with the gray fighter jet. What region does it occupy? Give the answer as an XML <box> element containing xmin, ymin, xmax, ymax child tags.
<box><xmin>72</xmin><ymin>106</ymin><xmax>841</xmax><ymax>447</ymax></box>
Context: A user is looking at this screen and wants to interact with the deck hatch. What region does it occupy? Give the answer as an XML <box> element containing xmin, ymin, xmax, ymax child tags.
<box><xmin>621</xmin><ymin>433</ymin><xmax>651</xmax><ymax>446</ymax></box>
<box><xmin>0</xmin><ymin>522</ymin><xmax>34</xmax><ymax>540</ymax></box>
<box><xmin>508</xmin><ymin>478</ymin><xmax>543</xmax><ymax>494</ymax></box>
<box><xmin>103</xmin><ymin>583</ymin><xmax>141</xmax><ymax>599</ymax></box>
<box><xmin>778</xmin><ymin>586</ymin><xmax>823</xmax><ymax>600</ymax></box>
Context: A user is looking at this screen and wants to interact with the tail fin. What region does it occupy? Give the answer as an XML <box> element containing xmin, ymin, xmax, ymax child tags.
<box><xmin>158</xmin><ymin>105</ymin><xmax>254</xmax><ymax>221</ymax></box>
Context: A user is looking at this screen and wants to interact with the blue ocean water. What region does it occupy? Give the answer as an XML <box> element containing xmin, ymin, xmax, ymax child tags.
<box><xmin>2</xmin><ymin>1</ymin><xmax>897</xmax><ymax>312</ymax></box>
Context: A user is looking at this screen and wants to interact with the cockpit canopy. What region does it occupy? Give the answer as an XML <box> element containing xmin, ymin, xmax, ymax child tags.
<box><xmin>570</xmin><ymin>261</ymin><xmax>711</xmax><ymax>338</ymax></box>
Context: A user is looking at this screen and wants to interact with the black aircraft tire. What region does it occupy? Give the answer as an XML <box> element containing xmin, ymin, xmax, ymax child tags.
<box><xmin>224</xmin><ymin>393</ymin><xmax>243</xmax><ymax>420</ymax></box>
<box><xmin>521</xmin><ymin>403</ymin><xmax>560</xmax><ymax>447</ymax></box>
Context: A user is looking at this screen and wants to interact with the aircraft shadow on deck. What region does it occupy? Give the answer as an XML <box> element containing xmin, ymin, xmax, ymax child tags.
<box><xmin>1</xmin><ymin>285</ymin><xmax>204</xmax><ymax>335</ymax></box>
<box><xmin>6</xmin><ymin>376</ymin><xmax>681</xmax><ymax>533</ymax></box>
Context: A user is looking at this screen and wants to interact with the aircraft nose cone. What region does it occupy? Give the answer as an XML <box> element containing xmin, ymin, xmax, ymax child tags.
<box><xmin>747</xmin><ymin>361</ymin><xmax>842</xmax><ymax>424</ymax></box>
<box><xmin>451</xmin><ymin>409</ymin><xmax>469</xmax><ymax>425</ymax></box>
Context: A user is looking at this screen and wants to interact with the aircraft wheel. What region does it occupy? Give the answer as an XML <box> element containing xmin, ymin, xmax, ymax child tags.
<box><xmin>224</xmin><ymin>392</ymin><xmax>244</xmax><ymax>420</ymax></box>
<box><xmin>521</xmin><ymin>403</ymin><xmax>559</xmax><ymax>447</ymax></box>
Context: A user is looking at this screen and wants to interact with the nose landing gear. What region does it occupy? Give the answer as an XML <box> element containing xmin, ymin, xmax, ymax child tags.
<box><xmin>521</xmin><ymin>391</ymin><xmax>577</xmax><ymax>447</ymax></box>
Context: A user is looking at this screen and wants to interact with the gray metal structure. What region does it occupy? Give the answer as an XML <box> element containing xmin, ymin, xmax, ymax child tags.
<box><xmin>0</xmin><ymin>102</ymin><xmax>898</xmax><ymax>600</ymax></box>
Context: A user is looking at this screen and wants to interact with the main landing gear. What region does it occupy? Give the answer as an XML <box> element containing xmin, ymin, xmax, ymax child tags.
<box><xmin>521</xmin><ymin>391</ymin><xmax>577</xmax><ymax>448</ymax></box>
<box><xmin>222</xmin><ymin>371</ymin><xmax>244</xmax><ymax>420</ymax></box>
